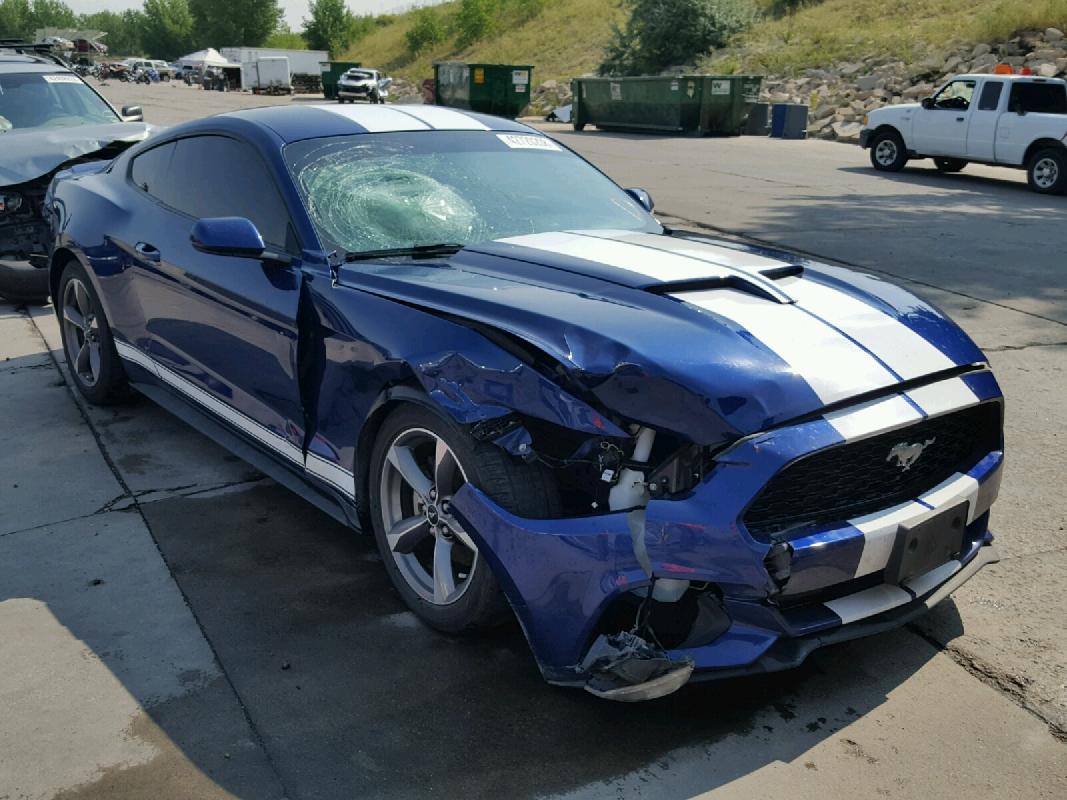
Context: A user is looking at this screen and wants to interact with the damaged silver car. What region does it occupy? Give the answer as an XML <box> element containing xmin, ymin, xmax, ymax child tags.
<box><xmin>0</xmin><ymin>44</ymin><xmax>150</xmax><ymax>305</ymax></box>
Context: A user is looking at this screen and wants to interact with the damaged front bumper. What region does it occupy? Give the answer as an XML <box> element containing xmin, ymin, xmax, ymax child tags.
<box><xmin>449</xmin><ymin>397</ymin><xmax>1005</xmax><ymax>698</ymax></box>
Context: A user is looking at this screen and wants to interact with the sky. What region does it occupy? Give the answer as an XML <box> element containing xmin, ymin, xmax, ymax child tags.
<box><xmin>64</xmin><ymin>0</ymin><xmax>447</xmax><ymax>31</ymax></box>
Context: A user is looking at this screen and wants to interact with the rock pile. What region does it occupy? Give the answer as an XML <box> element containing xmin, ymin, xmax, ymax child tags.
<box><xmin>753</xmin><ymin>28</ymin><xmax>1067</xmax><ymax>142</ymax></box>
<box><xmin>524</xmin><ymin>79</ymin><xmax>575</xmax><ymax>116</ymax></box>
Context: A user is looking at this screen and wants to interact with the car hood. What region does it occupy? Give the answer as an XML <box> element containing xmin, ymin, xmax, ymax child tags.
<box><xmin>338</xmin><ymin>230</ymin><xmax>984</xmax><ymax>445</ymax></box>
<box><xmin>0</xmin><ymin>122</ymin><xmax>152</xmax><ymax>185</ymax></box>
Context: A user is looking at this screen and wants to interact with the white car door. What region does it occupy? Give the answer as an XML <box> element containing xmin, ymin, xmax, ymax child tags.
<box><xmin>966</xmin><ymin>79</ymin><xmax>1005</xmax><ymax>161</ymax></box>
<box><xmin>911</xmin><ymin>79</ymin><xmax>977</xmax><ymax>156</ymax></box>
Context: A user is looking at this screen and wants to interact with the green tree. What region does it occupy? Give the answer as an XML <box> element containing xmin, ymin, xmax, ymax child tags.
<box><xmin>303</xmin><ymin>0</ymin><xmax>352</xmax><ymax>57</ymax></box>
<box><xmin>600</xmin><ymin>0</ymin><xmax>760</xmax><ymax>75</ymax></box>
<box><xmin>25</xmin><ymin>0</ymin><xmax>75</xmax><ymax>34</ymax></box>
<box><xmin>404</xmin><ymin>7</ymin><xmax>442</xmax><ymax>55</ymax></box>
<box><xmin>265</xmin><ymin>22</ymin><xmax>306</xmax><ymax>49</ymax></box>
<box><xmin>142</xmin><ymin>0</ymin><xmax>195</xmax><ymax>60</ymax></box>
<box><xmin>0</xmin><ymin>0</ymin><xmax>31</xmax><ymax>40</ymax></box>
<box><xmin>454</xmin><ymin>0</ymin><xmax>492</xmax><ymax>48</ymax></box>
<box><xmin>188</xmin><ymin>0</ymin><xmax>281</xmax><ymax>47</ymax></box>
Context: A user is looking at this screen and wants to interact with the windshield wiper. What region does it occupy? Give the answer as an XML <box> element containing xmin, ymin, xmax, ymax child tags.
<box><xmin>343</xmin><ymin>243</ymin><xmax>465</xmax><ymax>262</ymax></box>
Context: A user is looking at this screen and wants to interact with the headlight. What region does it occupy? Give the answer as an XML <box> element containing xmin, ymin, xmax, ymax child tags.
<box><xmin>0</xmin><ymin>192</ymin><xmax>23</xmax><ymax>214</ymax></box>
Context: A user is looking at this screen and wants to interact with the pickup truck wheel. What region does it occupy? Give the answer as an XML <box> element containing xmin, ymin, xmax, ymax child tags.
<box><xmin>1027</xmin><ymin>148</ymin><xmax>1067</xmax><ymax>194</ymax></box>
<box><xmin>869</xmin><ymin>130</ymin><xmax>907</xmax><ymax>172</ymax></box>
<box><xmin>934</xmin><ymin>158</ymin><xmax>967</xmax><ymax>173</ymax></box>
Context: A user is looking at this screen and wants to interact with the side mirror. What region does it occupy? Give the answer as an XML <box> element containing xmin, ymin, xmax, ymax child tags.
<box><xmin>121</xmin><ymin>105</ymin><xmax>143</xmax><ymax>121</ymax></box>
<box><xmin>920</xmin><ymin>97</ymin><xmax>934</xmax><ymax>110</ymax></box>
<box><xmin>191</xmin><ymin>217</ymin><xmax>291</xmax><ymax>265</ymax></box>
<box><xmin>625</xmin><ymin>187</ymin><xmax>654</xmax><ymax>212</ymax></box>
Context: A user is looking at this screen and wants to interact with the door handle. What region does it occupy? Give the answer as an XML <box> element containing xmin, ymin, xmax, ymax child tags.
<box><xmin>956</xmin><ymin>116</ymin><xmax>966</xmax><ymax>121</ymax></box>
<box><xmin>134</xmin><ymin>242</ymin><xmax>160</xmax><ymax>262</ymax></box>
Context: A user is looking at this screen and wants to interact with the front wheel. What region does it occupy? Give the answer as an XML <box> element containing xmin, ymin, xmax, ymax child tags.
<box><xmin>934</xmin><ymin>157</ymin><xmax>967</xmax><ymax>173</ymax></box>
<box><xmin>869</xmin><ymin>129</ymin><xmax>908</xmax><ymax>172</ymax></box>
<box><xmin>368</xmin><ymin>402</ymin><xmax>561</xmax><ymax>634</ymax></box>
<box><xmin>1027</xmin><ymin>147</ymin><xmax>1067</xmax><ymax>194</ymax></box>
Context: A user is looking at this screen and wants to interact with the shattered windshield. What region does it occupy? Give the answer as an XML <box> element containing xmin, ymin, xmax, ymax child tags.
<box><xmin>0</xmin><ymin>72</ymin><xmax>119</xmax><ymax>132</ymax></box>
<box><xmin>283</xmin><ymin>131</ymin><xmax>659</xmax><ymax>255</ymax></box>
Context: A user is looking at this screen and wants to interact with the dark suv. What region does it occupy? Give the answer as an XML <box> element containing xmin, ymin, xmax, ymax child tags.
<box><xmin>0</xmin><ymin>45</ymin><xmax>149</xmax><ymax>304</ymax></box>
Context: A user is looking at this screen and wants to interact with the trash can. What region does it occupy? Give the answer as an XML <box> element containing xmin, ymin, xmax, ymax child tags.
<box><xmin>571</xmin><ymin>76</ymin><xmax>705</xmax><ymax>133</ymax></box>
<box><xmin>572</xmin><ymin>75</ymin><xmax>763</xmax><ymax>135</ymax></box>
<box><xmin>433</xmin><ymin>62</ymin><xmax>533</xmax><ymax>118</ymax></box>
<box><xmin>698</xmin><ymin>75</ymin><xmax>763</xmax><ymax>135</ymax></box>
<box><xmin>770</xmin><ymin>103</ymin><xmax>809</xmax><ymax>139</ymax></box>
<box><xmin>320</xmin><ymin>61</ymin><xmax>362</xmax><ymax>100</ymax></box>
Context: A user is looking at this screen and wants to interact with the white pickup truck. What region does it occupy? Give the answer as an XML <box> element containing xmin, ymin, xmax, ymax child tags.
<box><xmin>860</xmin><ymin>73</ymin><xmax>1067</xmax><ymax>193</ymax></box>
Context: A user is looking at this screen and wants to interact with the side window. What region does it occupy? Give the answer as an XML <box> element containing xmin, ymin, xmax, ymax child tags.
<box><xmin>933</xmin><ymin>80</ymin><xmax>976</xmax><ymax>110</ymax></box>
<box><xmin>130</xmin><ymin>142</ymin><xmax>177</xmax><ymax>200</ymax></box>
<box><xmin>161</xmin><ymin>135</ymin><xmax>296</xmax><ymax>251</ymax></box>
<box><xmin>978</xmin><ymin>81</ymin><xmax>1003</xmax><ymax>111</ymax></box>
<box><xmin>1009</xmin><ymin>82</ymin><xmax>1067</xmax><ymax>114</ymax></box>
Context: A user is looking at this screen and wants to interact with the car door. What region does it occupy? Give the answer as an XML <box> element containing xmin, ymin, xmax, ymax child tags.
<box><xmin>966</xmin><ymin>79</ymin><xmax>1004</xmax><ymax>161</ymax></box>
<box><xmin>911</xmin><ymin>78</ymin><xmax>977</xmax><ymax>156</ymax></box>
<box><xmin>121</xmin><ymin>134</ymin><xmax>307</xmax><ymax>464</ymax></box>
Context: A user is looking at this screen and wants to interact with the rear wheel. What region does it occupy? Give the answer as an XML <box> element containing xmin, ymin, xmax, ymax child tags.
<box><xmin>869</xmin><ymin>129</ymin><xmax>907</xmax><ymax>172</ymax></box>
<box><xmin>368</xmin><ymin>402</ymin><xmax>560</xmax><ymax>634</ymax></box>
<box><xmin>57</xmin><ymin>260</ymin><xmax>130</xmax><ymax>405</ymax></box>
<box><xmin>1027</xmin><ymin>147</ymin><xmax>1067</xmax><ymax>194</ymax></box>
<box><xmin>934</xmin><ymin>157</ymin><xmax>967</xmax><ymax>173</ymax></box>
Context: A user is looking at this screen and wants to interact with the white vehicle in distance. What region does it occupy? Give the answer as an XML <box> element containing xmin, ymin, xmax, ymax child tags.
<box><xmin>860</xmin><ymin>68</ymin><xmax>1067</xmax><ymax>194</ymax></box>
<box><xmin>337</xmin><ymin>68</ymin><xmax>391</xmax><ymax>104</ymax></box>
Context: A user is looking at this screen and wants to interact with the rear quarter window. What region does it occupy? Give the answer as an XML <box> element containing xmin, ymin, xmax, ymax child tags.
<box><xmin>1009</xmin><ymin>82</ymin><xmax>1067</xmax><ymax>114</ymax></box>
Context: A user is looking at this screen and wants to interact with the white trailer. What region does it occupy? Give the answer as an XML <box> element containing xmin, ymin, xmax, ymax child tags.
<box><xmin>240</xmin><ymin>57</ymin><xmax>292</xmax><ymax>94</ymax></box>
<box><xmin>220</xmin><ymin>47</ymin><xmax>328</xmax><ymax>77</ymax></box>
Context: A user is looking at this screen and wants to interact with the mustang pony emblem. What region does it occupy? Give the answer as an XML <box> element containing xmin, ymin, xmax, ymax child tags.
<box><xmin>886</xmin><ymin>438</ymin><xmax>936</xmax><ymax>471</ymax></box>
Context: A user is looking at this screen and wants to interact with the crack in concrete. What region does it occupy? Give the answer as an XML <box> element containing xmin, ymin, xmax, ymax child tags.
<box><xmin>983</xmin><ymin>340</ymin><xmax>1067</xmax><ymax>353</ymax></box>
<box><xmin>661</xmin><ymin>213</ymin><xmax>1067</xmax><ymax>330</ymax></box>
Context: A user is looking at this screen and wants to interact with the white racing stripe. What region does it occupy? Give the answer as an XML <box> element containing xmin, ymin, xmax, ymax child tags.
<box><xmin>499</xmin><ymin>231</ymin><xmax>743</xmax><ymax>284</ymax></box>
<box><xmin>849</xmin><ymin>500</ymin><xmax>930</xmax><ymax>578</ymax></box>
<box><xmin>786</xmin><ymin>278</ymin><xmax>958</xmax><ymax>380</ymax></box>
<box><xmin>115</xmin><ymin>340</ymin><xmax>355</xmax><ymax>497</ymax></box>
<box><xmin>314</xmin><ymin>103</ymin><xmax>432</xmax><ymax>132</ymax></box>
<box><xmin>679</xmin><ymin>288</ymin><xmax>897</xmax><ymax>405</ymax></box>
<box><xmin>906</xmin><ymin>376</ymin><xmax>979</xmax><ymax>416</ymax></box>
<box><xmin>388</xmin><ymin>104</ymin><xmax>491</xmax><ymax>130</ymax></box>
<box><xmin>824</xmin><ymin>583</ymin><xmax>912</xmax><ymax>624</ymax></box>
<box><xmin>824</xmin><ymin>394</ymin><xmax>922</xmax><ymax>441</ymax></box>
<box><xmin>604</xmin><ymin>231</ymin><xmax>791</xmax><ymax>271</ymax></box>
<box><xmin>919</xmin><ymin>472</ymin><xmax>981</xmax><ymax>524</ymax></box>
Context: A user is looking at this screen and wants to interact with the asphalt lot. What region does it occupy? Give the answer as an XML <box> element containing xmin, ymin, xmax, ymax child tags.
<box><xmin>1</xmin><ymin>81</ymin><xmax>1065</xmax><ymax>799</ymax></box>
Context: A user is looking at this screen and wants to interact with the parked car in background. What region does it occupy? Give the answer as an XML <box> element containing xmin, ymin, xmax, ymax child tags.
<box><xmin>0</xmin><ymin>45</ymin><xmax>149</xmax><ymax>305</ymax></box>
<box><xmin>862</xmin><ymin>70</ymin><xmax>1067</xmax><ymax>193</ymax></box>
<box><xmin>337</xmin><ymin>68</ymin><xmax>391</xmax><ymax>104</ymax></box>
<box><xmin>46</xmin><ymin>104</ymin><xmax>1003</xmax><ymax>701</ymax></box>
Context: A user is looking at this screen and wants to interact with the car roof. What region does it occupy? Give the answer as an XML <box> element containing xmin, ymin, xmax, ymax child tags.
<box><xmin>0</xmin><ymin>53</ymin><xmax>72</xmax><ymax>75</ymax></box>
<box><xmin>956</xmin><ymin>73</ymin><xmax>1067</xmax><ymax>84</ymax></box>
<box><xmin>214</xmin><ymin>104</ymin><xmax>536</xmax><ymax>143</ymax></box>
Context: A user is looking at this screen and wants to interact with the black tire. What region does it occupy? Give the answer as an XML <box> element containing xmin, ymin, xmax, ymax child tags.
<box><xmin>934</xmin><ymin>157</ymin><xmax>967</xmax><ymax>173</ymax></box>
<box><xmin>0</xmin><ymin>260</ymin><xmax>50</xmax><ymax>306</ymax></box>
<box><xmin>869</xmin><ymin>129</ymin><xmax>908</xmax><ymax>172</ymax></box>
<box><xmin>56</xmin><ymin>259</ymin><xmax>131</xmax><ymax>405</ymax></box>
<box><xmin>573</xmin><ymin>122</ymin><xmax>586</xmax><ymax>131</ymax></box>
<box><xmin>368</xmin><ymin>402</ymin><xmax>561</xmax><ymax>634</ymax></box>
<box><xmin>1026</xmin><ymin>147</ymin><xmax>1067</xmax><ymax>194</ymax></box>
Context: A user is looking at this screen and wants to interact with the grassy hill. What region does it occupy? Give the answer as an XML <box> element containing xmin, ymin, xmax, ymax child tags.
<box><xmin>344</xmin><ymin>0</ymin><xmax>1067</xmax><ymax>84</ymax></box>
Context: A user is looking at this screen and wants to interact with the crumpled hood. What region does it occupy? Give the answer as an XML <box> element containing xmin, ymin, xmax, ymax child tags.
<box><xmin>0</xmin><ymin>122</ymin><xmax>151</xmax><ymax>185</ymax></box>
<box><xmin>338</xmin><ymin>230</ymin><xmax>984</xmax><ymax>445</ymax></box>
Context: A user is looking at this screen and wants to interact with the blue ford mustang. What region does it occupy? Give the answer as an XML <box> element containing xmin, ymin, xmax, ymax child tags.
<box><xmin>45</xmin><ymin>104</ymin><xmax>1004</xmax><ymax>700</ymax></box>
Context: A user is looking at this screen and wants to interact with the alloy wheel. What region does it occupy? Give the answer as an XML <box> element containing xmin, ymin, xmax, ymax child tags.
<box><xmin>379</xmin><ymin>427</ymin><xmax>479</xmax><ymax>605</ymax></box>
<box><xmin>875</xmin><ymin>138</ymin><xmax>898</xmax><ymax>166</ymax></box>
<box><xmin>62</xmin><ymin>278</ymin><xmax>102</xmax><ymax>388</ymax></box>
<box><xmin>1033</xmin><ymin>157</ymin><xmax>1059</xmax><ymax>189</ymax></box>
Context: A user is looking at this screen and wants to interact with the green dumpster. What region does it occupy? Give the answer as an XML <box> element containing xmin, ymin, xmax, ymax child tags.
<box><xmin>433</xmin><ymin>62</ymin><xmax>533</xmax><ymax>119</ymax></box>
<box><xmin>698</xmin><ymin>75</ymin><xmax>763</xmax><ymax>135</ymax></box>
<box><xmin>572</xmin><ymin>74</ymin><xmax>763</xmax><ymax>136</ymax></box>
<box><xmin>320</xmin><ymin>61</ymin><xmax>362</xmax><ymax>100</ymax></box>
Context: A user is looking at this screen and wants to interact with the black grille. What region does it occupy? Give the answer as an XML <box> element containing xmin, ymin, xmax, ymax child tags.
<box><xmin>744</xmin><ymin>402</ymin><xmax>1001</xmax><ymax>541</ymax></box>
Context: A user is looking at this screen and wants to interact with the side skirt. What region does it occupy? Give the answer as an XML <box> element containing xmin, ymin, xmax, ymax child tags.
<box><xmin>132</xmin><ymin>378</ymin><xmax>362</xmax><ymax>531</ymax></box>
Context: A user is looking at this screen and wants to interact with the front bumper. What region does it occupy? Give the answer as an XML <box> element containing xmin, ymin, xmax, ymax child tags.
<box><xmin>859</xmin><ymin>128</ymin><xmax>872</xmax><ymax>148</ymax></box>
<box><xmin>450</xmin><ymin>384</ymin><xmax>1005</xmax><ymax>690</ymax></box>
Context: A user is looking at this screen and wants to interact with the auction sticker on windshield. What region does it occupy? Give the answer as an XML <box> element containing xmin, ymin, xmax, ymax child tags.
<box><xmin>496</xmin><ymin>134</ymin><xmax>562</xmax><ymax>151</ymax></box>
<box><xmin>42</xmin><ymin>74</ymin><xmax>83</xmax><ymax>84</ymax></box>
